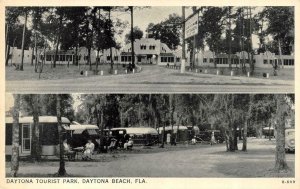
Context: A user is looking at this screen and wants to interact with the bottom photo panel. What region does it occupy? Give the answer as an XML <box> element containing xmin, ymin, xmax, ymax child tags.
<box><xmin>5</xmin><ymin>93</ymin><xmax>295</xmax><ymax>178</ymax></box>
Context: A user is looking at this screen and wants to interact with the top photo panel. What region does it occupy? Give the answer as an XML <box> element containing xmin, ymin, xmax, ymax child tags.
<box><xmin>5</xmin><ymin>6</ymin><xmax>295</xmax><ymax>93</ymax></box>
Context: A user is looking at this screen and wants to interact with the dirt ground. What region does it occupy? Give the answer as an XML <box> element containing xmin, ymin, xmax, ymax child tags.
<box><xmin>5</xmin><ymin>64</ymin><xmax>137</xmax><ymax>81</ymax></box>
<box><xmin>5</xmin><ymin>138</ymin><xmax>295</xmax><ymax>177</ymax></box>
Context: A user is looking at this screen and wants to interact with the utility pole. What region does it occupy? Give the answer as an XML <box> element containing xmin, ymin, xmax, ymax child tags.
<box><xmin>181</xmin><ymin>6</ymin><xmax>186</xmax><ymax>73</ymax></box>
<box><xmin>248</xmin><ymin>6</ymin><xmax>254</xmax><ymax>75</ymax></box>
<box><xmin>130</xmin><ymin>6</ymin><xmax>135</xmax><ymax>68</ymax></box>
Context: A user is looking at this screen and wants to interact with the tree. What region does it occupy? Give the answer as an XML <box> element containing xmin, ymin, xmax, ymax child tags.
<box><xmin>147</xmin><ymin>14</ymin><xmax>182</xmax><ymax>50</ymax></box>
<box><xmin>52</xmin><ymin>7</ymin><xmax>68</xmax><ymax>68</ymax></box>
<box><xmin>11</xmin><ymin>94</ymin><xmax>20</xmax><ymax>177</ymax></box>
<box><xmin>273</xmin><ymin>95</ymin><xmax>290</xmax><ymax>172</ymax></box>
<box><xmin>262</xmin><ymin>7</ymin><xmax>294</xmax><ymax>56</ymax></box>
<box><xmin>125</xmin><ymin>26</ymin><xmax>143</xmax><ymax>44</ymax></box>
<box><xmin>20</xmin><ymin>94</ymin><xmax>42</xmax><ymax>161</ymax></box>
<box><xmin>56</xmin><ymin>94</ymin><xmax>67</xmax><ymax>176</ymax></box>
<box><xmin>242</xmin><ymin>94</ymin><xmax>253</xmax><ymax>151</ymax></box>
<box><xmin>60</xmin><ymin>7</ymin><xmax>87</xmax><ymax>66</ymax></box>
<box><xmin>20</xmin><ymin>8</ymin><xmax>30</xmax><ymax>71</ymax></box>
<box><xmin>201</xmin><ymin>7</ymin><xmax>227</xmax><ymax>68</ymax></box>
<box><xmin>31</xmin><ymin>7</ymin><xmax>46</xmax><ymax>71</ymax></box>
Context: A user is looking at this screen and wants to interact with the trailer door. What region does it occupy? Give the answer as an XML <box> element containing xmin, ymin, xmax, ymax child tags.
<box><xmin>22</xmin><ymin>124</ymin><xmax>31</xmax><ymax>154</ymax></box>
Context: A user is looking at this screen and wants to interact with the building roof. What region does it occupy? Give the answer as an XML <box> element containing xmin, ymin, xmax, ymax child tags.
<box><xmin>45</xmin><ymin>50</ymin><xmax>75</xmax><ymax>55</ymax></box>
<box><xmin>5</xmin><ymin>116</ymin><xmax>70</xmax><ymax>124</ymax></box>
<box><xmin>121</xmin><ymin>52</ymin><xmax>134</xmax><ymax>56</ymax></box>
<box><xmin>216</xmin><ymin>54</ymin><xmax>239</xmax><ymax>59</ymax></box>
<box><xmin>158</xmin><ymin>126</ymin><xmax>188</xmax><ymax>132</ymax></box>
<box><xmin>67</xmin><ymin>121</ymin><xmax>99</xmax><ymax>130</ymax></box>
<box><xmin>111</xmin><ymin>127</ymin><xmax>158</xmax><ymax>135</ymax></box>
<box><xmin>160</xmin><ymin>53</ymin><xmax>174</xmax><ymax>57</ymax></box>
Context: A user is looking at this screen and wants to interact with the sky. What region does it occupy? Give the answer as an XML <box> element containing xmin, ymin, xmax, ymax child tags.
<box><xmin>110</xmin><ymin>6</ymin><xmax>261</xmax><ymax>49</ymax></box>
<box><xmin>18</xmin><ymin>6</ymin><xmax>262</xmax><ymax>50</ymax></box>
<box><xmin>111</xmin><ymin>7</ymin><xmax>184</xmax><ymax>45</ymax></box>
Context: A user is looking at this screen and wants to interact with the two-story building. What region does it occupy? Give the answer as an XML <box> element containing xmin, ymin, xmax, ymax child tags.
<box><xmin>102</xmin><ymin>38</ymin><xmax>177</xmax><ymax>66</ymax></box>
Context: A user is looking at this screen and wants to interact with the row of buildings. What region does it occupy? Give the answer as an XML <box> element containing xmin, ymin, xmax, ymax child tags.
<box><xmin>7</xmin><ymin>38</ymin><xmax>294</xmax><ymax>69</ymax></box>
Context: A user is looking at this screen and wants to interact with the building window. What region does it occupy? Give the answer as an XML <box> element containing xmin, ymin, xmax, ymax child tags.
<box><xmin>290</xmin><ymin>59</ymin><xmax>294</xmax><ymax>66</ymax></box>
<box><xmin>269</xmin><ymin>60</ymin><xmax>273</xmax><ymax>64</ymax></box>
<box><xmin>46</xmin><ymin>55</ymin><xmax>51</xmax><ymax>61</ymax></box>
<box><xmin>176</xmin><ymin>57</ymin><xmax>180</xmax><ymax>62</ymax></box>
<box><xmin>121</xmin><ymin>56</ymin><xmax>126</xmax><ymax>62</ymax></box>
<box><xmin>167</xmin><ymin>57</ymin><xmax>174</xmax><ymax>62</ymax></box>
<box><xmin>114</xmin><ymin>56</ymin><xmax>118</xmax><ymax>61</ymax></box>
<box><xmin>203</xmin><ymin>58</ymin><xmax>207</xmax><ymax>63</ymax></box>
<box><xmin>149</xmin><ymin>45</ymin><xmax>156</xmax><ymax>50</ymax></box>
<box><xmin>263</xmin><ymin>59</ymin><xmax>268</xmax><ymax>64</ymax></box>
<box><xmin>140</xmin><ymin>45</ymin><xmax>146</xmax><ymax>50</ymax></box>
<box><xmin>284</xmin><ymin>59</ymin><xmax>288</xmax><ymax>65</ymax></box>
<box><xmin>210</xmin><ymin>58</ymin><xmax>214</xmax><ymax>63</ymax></box>
<box><xmin>107</xmin><ymin>56</ymin><xmax>111</xmax><ymax>61</ymax></box>
<box><xmin>161</xmin><ymin>57</ymin><xmax>168</xmax><ymax>62</ymax></box>
<box><xmin>224</xmin><ymin>59</ymin><xmax>228</xmax><ymax>64</ymax></box>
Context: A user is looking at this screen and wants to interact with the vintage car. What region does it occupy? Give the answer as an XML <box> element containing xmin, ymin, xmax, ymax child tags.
<box><xmin>285</xmin><ymin>128</ymin><xmax>295</xmax><ymax>153</ymax></box>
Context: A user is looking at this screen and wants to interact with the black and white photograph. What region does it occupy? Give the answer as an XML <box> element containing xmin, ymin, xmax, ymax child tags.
<box><xmin>0</xmin><ymin>2</ymin><xmax>298</xmax><ymax>189</ymax></box>
<box><xmin>4</xmin><ymin>94</ymin><xmax>295</xmax><ymax>177</ymax></box>
<box><xmin>4</xmin><ymin>6</ymin><xmax>294</xmax><ymax>93</ymax></box>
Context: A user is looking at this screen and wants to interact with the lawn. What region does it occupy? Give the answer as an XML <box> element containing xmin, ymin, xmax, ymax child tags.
<box><xmin>5</xmin><ymin>138</ymin><xmax>295</xmax><ymax>177</ymax></box>
<box><xmin>6</xmin><ymin>63</ymin><xmax>140</xmax><ymax>81</ymax></box>
<box><xmin>166</xmin><ymin>65</ymin><xmax>294</xmax><ymax>81</ymax></box>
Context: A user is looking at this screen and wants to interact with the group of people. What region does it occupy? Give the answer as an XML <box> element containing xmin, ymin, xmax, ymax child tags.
<box><xmin>63</xmin><ymin>139</ymin><xmax>95</xmax><ymax>161</ymax></box>
<box><xmin>108</xmin><ymin>136</ymin><xmax>134</xmax><ymax>151</ymax></box>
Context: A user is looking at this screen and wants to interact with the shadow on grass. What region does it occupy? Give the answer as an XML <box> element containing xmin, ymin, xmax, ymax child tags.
<box><xmin>215</xmin><ymin>161</ymin><xmax>295</xmax><ymax>178</ymax></box>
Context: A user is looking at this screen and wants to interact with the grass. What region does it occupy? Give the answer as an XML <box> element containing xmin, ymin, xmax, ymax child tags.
<box><xmin>165</xmin><ymin>65</ymin><xmax>294</xmax><ymax>80</ymax></box>
<box><xmin>6</xmin><ymin>63</ymin><xmax>139</xmax><ymax>81</ymax></box>
<box><xmin>5</xmin><ymin>139</ymin><xmax>295</xmax><ymax>177</ymax></box>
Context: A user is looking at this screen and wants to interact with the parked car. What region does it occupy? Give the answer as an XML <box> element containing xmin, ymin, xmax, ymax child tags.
<box><xmin>285</xmin><ymin>128</ymin><xmax>295</xmax><ymax>153</ymax></box>
<box><xmin>197</xmin><ymin>130</ymin><xmax>225</xmax><ymax>144</ymax></box>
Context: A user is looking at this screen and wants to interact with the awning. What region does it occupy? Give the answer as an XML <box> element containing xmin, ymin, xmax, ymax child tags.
<box><xmin>73</xmin><ymin>129</ymin><xmax>85</xmax><ymax>134</ymax></box>
<box><xmin>87</xmin><ymin>129</ymin><xmax>98</xmax><ymax>135</ymax></box>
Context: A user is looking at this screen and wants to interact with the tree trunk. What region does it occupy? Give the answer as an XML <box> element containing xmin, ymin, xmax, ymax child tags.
<box><xmin>75</xmin><ymin>46</ymin><xmax>78</xmax><ymax>66</ymax></box>
<box><xmin>54</xmin><ymin>16</ymin><xmax>63</xmax><ymax>68</ymax></box>
<box><xmin>31</xmin><ymin>46</ymin><xmax>35</xmax><ymax>66</ymax></box>
<box><xmin>138</xmin><ymin>94</ymin><xmax>142</xmax><ymax>127</ymax></box>
<box><xmin>227</xmin><ymin>7</ymin><xmax>232</xmax><ymax>69</ymax></box>
<box><xmin>56</xmin><ymin>94</ymin><xmax>67</xmax><ymax>176</ymax></box>
<box><xmin>34</xmin><ymin>32</ymin><xmax>38</xmax><ymax>71</ymax></box>
<box><xmin>278</xmin><ymin>39</ymin><xmax>283</xmax><ymax>69</ymax></box>
<box><xmin>242</xmin><ymin>119</ymin><xmax>248</xmax><ymax>151</ymax></box>
<box><xmin>5</xmin><ymin>23</ymin><xmax>10</xmax><ymax>66</ymax></box>
<box><xmin>160</xmin><ymin>121</ymin><xmax>166</xmax><ymax>148</ymax></box>
<box><xmin>20</xmin><ymin>12</ymin><xmax>28</xmax><ymax>71</ymax></box>
<box><xmin>6</xmin><ymin>44</ymin><xmax>11</xmax><ymax>67</ymax></box>
<box><xmin>274</xmin><ymin>95</ymin><xmax>289</xmax><ymax>172</ymax></box>
<box><xmin>88</xmin><ymin>48</ymin><xmax>92</xmax><ymax>71</ymax></box>
<box><xmin>233</xmin><ymin>125</ymin><xmax>238</xmax><ymax>150</ymax></box>
<box><xmin>31</xmin><ymin>94</ymin><xmax>41</xmax><ymax>161</ymax></box>
<box><xmin>11</xmin><ymin>94</ymin><xmax>20</xmax><ymax>177</ymax></box>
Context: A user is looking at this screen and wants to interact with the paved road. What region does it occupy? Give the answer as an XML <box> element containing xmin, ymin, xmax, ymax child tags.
<box><xmin>6</xmin><ymin>65</ymin><xmax>294</xmax><ymax>93</ymax></box>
